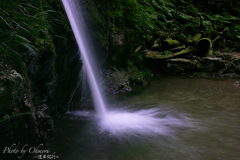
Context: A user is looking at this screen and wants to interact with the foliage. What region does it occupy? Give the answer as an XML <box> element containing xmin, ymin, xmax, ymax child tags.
<box><xmin>86</xmin><ymin>0</ymin><xmax>240</xmax><ymax>83</ymax></box>
<box><xmin>0</xmin><ymin>0</ymin><xmax>72</xmax><ymax>90</ymax></box>
<box><xmin>162</xmin><ymin>50</ymin><xmax>172</xmax><ymax>55</ymax></box>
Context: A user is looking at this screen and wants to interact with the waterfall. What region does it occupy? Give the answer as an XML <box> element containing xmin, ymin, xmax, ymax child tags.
<box><xmin>63</xmin><ymin>0</ymin><xmax>193</xmax><ymax>137</ymax></box>
<box><xmin>62</xmin><ymin>0</ymin><xmax>107</xmax><ymax>117</ymax></box>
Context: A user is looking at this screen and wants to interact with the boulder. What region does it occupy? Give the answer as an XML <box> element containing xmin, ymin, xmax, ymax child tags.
<box><xmin>201</xmin><ymin>57</ymin><xmax>225</xmax><ymax>72</ymax></box>
<box><xmin>226</xmin><ymin>57</ymin><xmax>240</xmax><ymax>73</ymax></box>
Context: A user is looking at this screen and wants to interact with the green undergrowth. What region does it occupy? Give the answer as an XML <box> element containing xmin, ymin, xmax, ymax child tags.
<box><xmin>86</xmin><ymin>0</ymin><xmax>240</xmax><ymax>83</ymax></box>
<box><xmin>0</xmin><ymin>0</ymin><xmax>73</xmax><ymax>87</ymax></box>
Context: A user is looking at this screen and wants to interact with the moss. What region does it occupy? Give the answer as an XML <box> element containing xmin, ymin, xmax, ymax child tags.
<box><xmin>192</xmin><ymin>33</ymin><xmax>202</xmax><ymax>42</ymax></box>
<box><xmin>170</xmin><ymin>45</ymin><xmax>186</xmax><ymax>52</ymax></box>
<box><xmin>186</xmin><ymin>36</ymin><xmax>193</xmax><ymax>44</ymax></box>
<box><xmin>133</xmin><ymin>44</ymin><xmax>142</xmax><ymax>54</ymax></box>
<box><xmin>145</xmin><ymin>46</ymin><xmax>195</xmax><ymax>59</ymax></box>
<box><xmin>212</xmin><ymin>28</ymin><xmax>228</xmax><ymax>44</ymax></box>
<box><xmin>213</xmin><ymin>51</ymin><xmax>220</xmax><ymax>56</ymax></box>
<box><xmin>196</xmin><ymin>38</ymin><xmax>211</xmax><ymax>45</ymax></box>
<box><xmin>162</xmin><ymin>50</ymin><xmax>172</xmax><ymax>55</ymax></box>
<box><xmin>162</xmin><ymin>40</ymin><xmax>179</xmax><ymax>50</ymax></box>
<box><xmin>198</xmin><ymin>13</ymin><xmax>205</xmax><ymax>30</ymax></box>
<box><xmin>128</xmin><ymin>65</ymin><xmax>147</xmax><ymax>85</ymax></box>
<box><xmin>177</xmin><ymin>33</ymin><xmax>188</xmax><ymax>44</ymax></box>
<box><xmin>160</xmin><ymin>32</ymin><xmax>168</xmax><ymax>40</ymax></box>
<box><xmin>151</xmin><ymin>44</ymin><xmax>159</xmax><ymax>49</ymax></box>
<box><xmin>154</xmin><ymin>38</ymin><xmax>160</xmax><ymax>44</ymax></box>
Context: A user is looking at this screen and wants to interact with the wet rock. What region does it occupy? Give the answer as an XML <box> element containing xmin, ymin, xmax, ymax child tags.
<box><xmin>35</xmin><ymin>104</ymin><xmax>54</xmax><ymax>141</ymax></box>
<box><xmin>0</xmin><ymin>68</ymin><xmax>44</xmax><ymax>160</ymax></box>
<box><xmin>164</xmin><ymin>58</ymin><xmax>194</xmax><ymax>73</ymax></box>
<box><xmin>108</xmin><ymin>68</ymin><xmax>131</xmax><ymax>92</ymax></box>
<box><xmin>164</xmin><ymin>56</ymin><xmax>230</xmax><ymax>74</ymax></box>
<box><xmin>201</xmin><ymin>57</ymin><xmax>225</xmax><ymax>72</ymax></box>
<box><xmin>112</xmin><ymin>33</ymin><xmax>124</xmax><ymax>46</ymax></box>
<box><xmin>0</xmin><ymin>70</ymin><xmax>22</xmax><ymax>114</ymax></box>
<box><xmin>161</xmin><ymin>39</ymin><xmax>179</xmax><ymax>50</ymax></box>
<box><xmin>221</xmin><ymin>54</ymin><xmax>236</xmax><ymax>60</ymax></box>
<box><xmin>225</xmin><ymin>57</ymin><xmax>240</xmax><ymax>73</ymax></box>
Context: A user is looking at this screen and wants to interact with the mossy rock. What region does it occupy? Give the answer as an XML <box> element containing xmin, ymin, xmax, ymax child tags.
<box><xmin>192</xmin><ymin>33</ymin><xmax>202</xmax><ymax>42</ymax></box>
<box><xmin>145</xmin><ymin>46</ymin><xmax>195</xmax><ymax>59</ymax></box>
<box><xmin>162</xmin><ymin>40</ymin><xmax>179</xmax><ymax>50</ymax></box>
<box><xmin>109</xmin><ymin>68</ymin><xmax>131</xmax><ymax>91</ymax></box>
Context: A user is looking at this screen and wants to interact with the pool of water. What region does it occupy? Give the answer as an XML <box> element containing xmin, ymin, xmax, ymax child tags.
<box><xmin>47</xmin><ymin>76</ymin><xmax>240</xmax><ymax>160</ymax></box>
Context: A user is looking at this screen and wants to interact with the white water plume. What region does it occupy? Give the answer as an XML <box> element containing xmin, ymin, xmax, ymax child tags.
<box><xmin>98</xmin><ymin>108</ymin><xmax>189</xmax><ymax>135</ymax></box>
<box><xmin>68</xmin><ymin>107</ymin><xmax>193</xmax><ymax>138</ymax></box>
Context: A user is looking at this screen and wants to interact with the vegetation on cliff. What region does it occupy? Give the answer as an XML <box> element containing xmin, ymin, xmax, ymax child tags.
<box><xmin>86</xmin><ymin>0</ymin><xmax>240</xmax><ymax>78</ymax></box>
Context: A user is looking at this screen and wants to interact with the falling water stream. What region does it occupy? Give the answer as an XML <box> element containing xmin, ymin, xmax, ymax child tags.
<box><xmin>62</xmin><ymin>0</ymin><xmax>106</xmax><ymax>117</ymax></box>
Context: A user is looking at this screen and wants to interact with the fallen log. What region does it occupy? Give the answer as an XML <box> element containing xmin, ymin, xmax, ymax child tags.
<box><xmin>145</xmin><ymin>46</ymin><xmax>195</xmax><ymax>59</ymax></box>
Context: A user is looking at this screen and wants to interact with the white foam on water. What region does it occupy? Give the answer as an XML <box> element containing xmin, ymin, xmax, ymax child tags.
<box><xmin>97</xmin><ymin>108</ymin><xmax>191</xmax><ymax>137</ymax></box>
<box><xmin>68</xmin><ymin>108</ymin><xmax>193</xmax><ymax>138</ymax></box>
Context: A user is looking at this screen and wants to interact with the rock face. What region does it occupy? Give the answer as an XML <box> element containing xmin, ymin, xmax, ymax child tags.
<box><xmin>0</xmin><ymin>65</ymin><xmax>54</xmax><ymax>160</ymax></box>
<box><xmin>107</xmin><ymin>29</ymin><xmax>135</xmax><ymax>68</ymax></box>
<box><xmin>164</xmin><ymin>54</ymin><xmax>240</xmax><ymax>75</ymax></box>
<box><xmin>0</xmin><ymin>70</ymin><xmax>22</xmax><ymax>114</ymax></box>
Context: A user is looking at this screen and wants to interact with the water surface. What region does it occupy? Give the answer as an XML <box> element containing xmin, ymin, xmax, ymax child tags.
<box><xmin>48</xmin><ymin>76</ymin><xmax>240</xmax><ymax>160</ymax></box>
